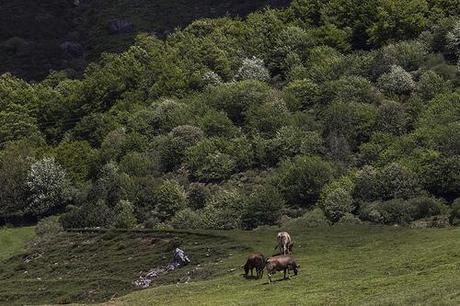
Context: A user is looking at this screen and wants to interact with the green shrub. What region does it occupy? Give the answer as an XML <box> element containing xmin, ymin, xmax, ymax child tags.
<box><xmin>36</xmin><ymin>216</ymin><xmax>63</xmax><ymax>236</ymax></box>
<box><xmin>283</xmin><ymin>79</ymin><xmax>321</xmax><ymax>111</ymax></box>
<box><xmin>113</xmin><ymin>200</ymin><xmax>137</xmax><ymax>229</ymax></box>
<box><xmin>274</xmin><ymin>155</ymin><xmax>335</xmax><ymax>208</ymax></box>
<box><xmin>60</xmin><ymin>200</ymin><xmax>114</xmax><ymax>229</ymax></box>
<box><xmin>206</xmin><ymin>80</ymin><xmax>270</xmax><ymax>125</ymax></box>
<box><xmin>155</xmin><ymin>180</ymin><xmax>187</xmax><ymax>222</ymax></box>
<box><xmin>169</xmin><ymin>208</ymin><xmax>203</xmax><ymax>229</ymax></box>
<box><xmin>281</xmin><ymin>208</ymin><xmax>330</xmax><ymax>229</ymax></box>
<box><xmin>353</xmin><ymin>163</ymin><xmax>421</xmax><ymax>203</ymax></box>
<box><xmin>376</xmin><ymin>101</ymin><xmax>408</xmax><ymax>135</ymax></box>
<box><xmin>336</xmin><ymin>213</ymin><xmax>363</xmax><ymax>225</ymax></box>
<box><xmin>416</xmin><ymin>70</ymin><xmax>450</xmax><ymax>100</ymax></box>
<box><xmin>187</xmin><ymin>183</ymin><xmax>210</xmax><ymax>210</ymax></box>
<box><xmin>360</xmin><ymin>196</ymin><xmax>448</xmax><ymax>225</ymax></box>
<box><xmin>407</xmin><ymin>196</ymin><xmax>447</xmax><ymax>220</ymax></box>
<box><xmin>368</xmin><ymin>199</ymin><xmax>415</xmax><ymax>224</ymax></box>
<box><xmin>450</xmin><ymin>198</ymin><xmax>460</xmax><ymax>226</ymax></box>
<box><xmin>320</xmin><ymin>187</ymin><xmax>354</xmax><ymax>223</ymax></box>
<box><xmin>241</xmin><ymin>185</ymin><xmax>284</xmax><ymax>229</ymax></box>
<box><xmin>359</xmin><ymin>202</ymin><xmax>385</xmax><ymax>224</ymax></box>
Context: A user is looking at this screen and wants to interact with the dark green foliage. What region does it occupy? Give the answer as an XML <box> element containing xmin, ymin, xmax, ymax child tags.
<box><xmin>241</xmin><ymin>185</ymin><xmax>285</xmax><ymax>229</ymax></box>
<box><xmin>60</xmin><ymin>201</ymin><xmax>114</xmax><ymax>229</ymax></box>
<box><xmin>206</xmin><ymin>80</ymin><xmax>270</xmax><ymax>126</ymax></box>
<box><xmin>353</xmin><ymin>163</ymin><xmax>421</xmax><ymax>203</ymax></box>
<box><xmin>112</xmin><ymin>200</ymin><xmax>137</xmax><ymax>229</ymax></box>
<box><xmin>1</xmin><ymin>0</ymin><xmax>459</xmax><ymax>227</ymax></box>
<box><xmin>367</xmin><ymin>0</ymin><xmax>429</xmax><ymax>46</ymax></box>
<box><xmin>451</xmin><ymin>198</ymin><xmax>460</xmax><ymax>225</ymax></box>
<box><xmin>154</xmin><ymin>180</ymin><xmax>187</xmax><ymax>222</ymax></box>
<box><xmin>35</xmin><ymin>215</ymin><xmax>63</xmax><ymax>237</ymax></box>
<box><xmin>0</xmin><ymin>141</ymin><xmax>37</xmax><ymax>219</ymax></box>
<box><xmin>359</xmin><ymin>196</ymin><xmax>447</xmax><ymax>225</ymax></box>
<box><xmin>274</xmin><ymin>155</ymin><xmax>335</xmax><ymax>208</ymax></box>
<box><xmin>283</xmin><ymin>79</ymin><xmax>321</xmax><ymax>111</ymax></box>
<box><xmin>187</xmin><ymin>183</ymin><xmax>210</xmax><ymax>210</ymax></box>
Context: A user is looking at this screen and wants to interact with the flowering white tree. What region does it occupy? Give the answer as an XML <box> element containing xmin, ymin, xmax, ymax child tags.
<box><xmin>446</xmin><ymin>21</ymin><xmax>460</xmax><ymax>56</ymax></box>
<box><xmin>377</xmin><ymin>65</ymin><xmax>415</xmax><ymax>95</ymax></box>
<box><xmin>202</xmin><ymin>71</ymin><xmax>222</xmax><ymax>87</ymax></box>
<box><xmin>26</xmin><ymin>157</ymin><xmax>71</xmax><ymax>216</ymax></box>
<box><xmin>235</xmin><ymin>57</ymin><xmax>270</xmax><ymax>82</ymax></box>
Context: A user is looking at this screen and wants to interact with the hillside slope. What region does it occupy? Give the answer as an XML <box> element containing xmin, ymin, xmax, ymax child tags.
<box><xmin>0</xmin><ymin>227</ymin><xmax>35</xmax><ymax>261</ymax></box>
<box><xmin>1</xmin><ymin>225</ymin><xmax>459</xmax><ymax>305</ymax></box>
<box><xmin>0</xmin><ymin>0</ymin><xmax>290</xmax><ymax>80</ymax></box>
<box><xmin>111</xmin><ymin>225</ymin><xmax>460</xmax><ymax>306</ymax></box>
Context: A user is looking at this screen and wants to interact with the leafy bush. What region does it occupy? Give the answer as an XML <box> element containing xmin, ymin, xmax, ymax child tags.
<box><xmin>169</xmin><ymin>208</ymin><xmax>203</xmax><ymax>229</ymax></box>
<box><xmin>281</xmin><ymin>208</ymin><xmax>330</xmax><ymax>229</ymax></box>
<box><xmin>336</xmin><ymin>213</ymin><xmax>362</xmax><ymax>225</ymax></box>
<box><xmin>360</xmin><ymin>199</ymin><xmax>415</xmax><ymax>224</ymax></box>
<box><xmin>274</xmin><ymin>155</ymin><xmax>334</xmax><ymax>207</ymax></box>
<box><xmin>241</xmin><ymin>185</ymin><xmax>284</xmax><ymax>229</ymax></box>
<box><xmin>359</xmin><ymin>196</ymin><xmax>446</xmax><ymax>225</ymax></box>
<box><xmin>206</xmin><ymin>80</ymin><xmax>270</xmax><ymax>125</ymax></box>
<box><xmin>187</xmin><ymin>183</ymin><xmax>210</xmax><ymax>210</ymax></box>
<box><xmin>36</xmin><ymin>216</ymin><xmax>63</xmax><ymax>236</ymax></box>
<box><xmin>60</xmin><ymin>200</ymin><xmax>114</xmax><ymax>229</ymax></box>
<box><xmin>113</xmin><ymin>200</ymin><xmax>137</xmax><ymax>229</ymax></box>
<box><xmin>407</xmin><ymin>196</ymin><xmax>447</xmax><ymax>220</ymax></box>
<box><xmin>283</xmin><ymin>79</ymin><xmax>321</xmax><ymax>111</ymax></box>
<box><xmin>320</xmin><ymin>187</ymin><xmax>354</xmax><ymax>223</ymax></box>
<box><xmin>416</xmin><ymin>70</ymin><xmax>450</xmax><ymax>100</ymax></box>
<box><xmin>155</xmin><ymin>180</ymin><xmax>187</xmax><ymax>222</ymax></box>
<box><xmin>376</xmin><ymin>101</ymin><xmax>408</xmax><ymax>135</ymax></box>
<box><xmin>353</xmin><ymin>163</ymin><xmax>421</xmax><ymax>203</ymax></box>
<box><xmin>450</xmin><ymin>198</ymin><xmax>460</xmax><ymax>226</ymax></box>
<box><xmin>446</xmin><ymin>21</ymin><xmax>460</xmax><ymax>56</ymax></box>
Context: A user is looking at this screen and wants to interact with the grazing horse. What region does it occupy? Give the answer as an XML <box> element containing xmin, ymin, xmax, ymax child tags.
<box><xmin>265</xmin><ymin>255</ymin><xmax>299</xmax><ymax>283</ymax></box>
<box><xmin>243</xmin><ymin>252</ymin><xmax>265</xmax><ymax>279</ymax></box>
<box><xmin>275</xmin><ymin>231</ymin><xmax>292</xmax><ymax>255</ymax></box>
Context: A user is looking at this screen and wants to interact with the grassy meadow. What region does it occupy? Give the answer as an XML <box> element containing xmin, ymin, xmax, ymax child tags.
<box><xmin>2</xmin><ymin>225</ymin><xmax>459</xmax><ymax>305</ymax></box>
<box><xmin>111</xmin><ymin>225</ymin><xmax>460</xmax><ymax>306</ymax></box>
<box><xmin>0</xmin><ymin>226</ymin><xmax>35</xmax><ymax>261</ymax></box>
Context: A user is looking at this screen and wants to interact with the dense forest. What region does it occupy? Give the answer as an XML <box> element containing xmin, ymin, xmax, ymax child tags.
<box><xmin>0</xmin><ymin>0</ymin><xmax>289</xmax><ymax>80</ymax></box>
<box><xmin>0</xmin><ymin>0</ymin><xmax>459</xmax><ymax>231</ymax></box>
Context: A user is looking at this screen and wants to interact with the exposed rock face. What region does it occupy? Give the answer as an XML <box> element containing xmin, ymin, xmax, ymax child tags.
<box><xmin>108</xmin><ymin>19</ymin><xmax>134</xmax><ymax>34</ymax></box>
<box><xmin>59</xmin><ymin>41</ymin><xmax>84</xmax><ymax>57</ymax></box>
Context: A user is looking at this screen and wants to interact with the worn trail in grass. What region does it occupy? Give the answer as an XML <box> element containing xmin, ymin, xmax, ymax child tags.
<box><xmin>111</xmin><ymin>225</ymin><xmax>460</xmax><ymax>306</ymax></box>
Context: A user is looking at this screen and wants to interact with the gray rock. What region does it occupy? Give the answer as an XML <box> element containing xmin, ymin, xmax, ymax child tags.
<box><xmin>59</xmin><ymin>41</ymin><xmax>84</xmax><ymax>58</ymax></box>
<box><xmin>108</xmin><ymin>19</ymin><xmax>134</xmax><ymax>34</ymax></box>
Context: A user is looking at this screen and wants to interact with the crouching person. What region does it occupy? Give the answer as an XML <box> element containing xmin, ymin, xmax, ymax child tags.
<box><xmin>265</xmin><ymin>255</ymin><xmax>299</xmax><ymax>283</ymax></box>
<box><xmin>243</xmin><ymin>252</ymin><xmax>265</xmax><ymax>279</ymax></box>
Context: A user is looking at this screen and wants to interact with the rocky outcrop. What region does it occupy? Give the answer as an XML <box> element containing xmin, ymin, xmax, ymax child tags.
<box><xmin>108</xmin><ymin>19</ymin><xmax>134</xmax><ymax>34</ymax></box>
<box><xmin>59</xmin><ymin>41</ymin><xmax>84</xmax><ymax>57</ymax></box>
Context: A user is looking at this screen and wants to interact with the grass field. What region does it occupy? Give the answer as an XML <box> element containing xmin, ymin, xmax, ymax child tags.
<box><xmin>0</xmin><ymin>227</ymin><xmax>35</xmax><ymax>261</ymax></box>
<box><xmin>1</xmin><ymin>225</ymin><xmax>459</xmax><ymax>305</ymax></box>
<box><xmin>111</xmin><ymin>225</ymin><xmax>460</xmax><ymax>306</ymax></box>
<box><xmin>0</xmin><ymin>229</ymin><xmax>246</xmax><ymax>305</ymax></box>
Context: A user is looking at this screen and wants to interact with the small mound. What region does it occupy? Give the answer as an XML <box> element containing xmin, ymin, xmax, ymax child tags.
<box><xmin>0</xmin><ymin>229</ymin><xmax>246</xmax><ymax>305</ymax></box>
